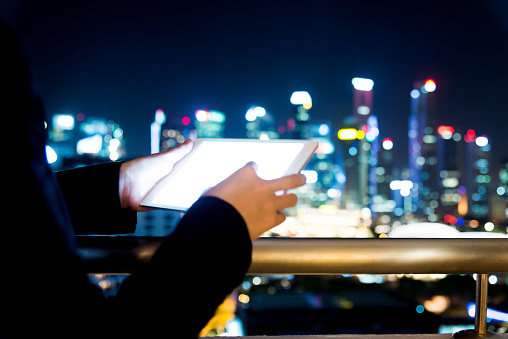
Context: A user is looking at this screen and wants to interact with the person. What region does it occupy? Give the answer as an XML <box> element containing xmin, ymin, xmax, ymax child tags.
<box><xmin>0</xmin><ymin>21</ymin><xmax>306</xmax><ymax>338</ymax></box>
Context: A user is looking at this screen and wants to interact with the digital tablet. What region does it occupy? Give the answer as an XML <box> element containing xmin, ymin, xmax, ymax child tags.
<box><xmin>140</xmin><ymin>138</ymin><xmax>318</xmax><ymax>211</ymax></box>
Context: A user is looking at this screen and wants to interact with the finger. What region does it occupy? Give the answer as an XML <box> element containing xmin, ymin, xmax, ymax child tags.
<box><xmin>243</xmin><ymin>161</ymin><xmax>259</xmax><ymax>172</ymax></box>
<box><xmin>273</xmin><ymin>212</ymin><xmax>287</xmax><ymax>227</ymax></box>
<box><xmin>273</xmin><ymin>193</ymin><xmax>298</xmax><ymax>211</ymax></box>
<box><xmin>267</xmin><ymin>173</ymin><xmax>306</xmax><ymax>191</ymax></box>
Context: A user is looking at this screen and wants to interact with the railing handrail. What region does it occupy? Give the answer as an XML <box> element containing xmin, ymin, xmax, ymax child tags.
<box><xmin>77</xmin><ymin>236</ymin><xmax>508</xmax><ymax>338</ymax></box>
<box><xmin>77</xmin><ymin>236</ymin><xmax>508</xmax><ymax>275</ymax></box>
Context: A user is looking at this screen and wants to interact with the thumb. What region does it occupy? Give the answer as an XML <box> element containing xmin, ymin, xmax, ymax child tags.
<box><xmin>244</xmin><ymin>161</ymin><xmax>259</xmax><ymax>172</ymax></box>
<box><xmin>161</xmin><ymin>139</ymin><xmax>193</xmax><ymax>160</ymax></box>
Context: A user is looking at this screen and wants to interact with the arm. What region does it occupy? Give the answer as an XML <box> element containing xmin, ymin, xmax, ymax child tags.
<box><xmin>112</xmin><ymin>196</ymin><xmax>252</xmax><ymax>337</ymax></box>
<box><xmin>56</xmin><ymin>162</ymin><xmax>137</xmax><ymax>235</ymax></box>
<box><xmin>111</xmin><ymin>162</ymin><xmax>305</xmax><ymax>337</ymax></box>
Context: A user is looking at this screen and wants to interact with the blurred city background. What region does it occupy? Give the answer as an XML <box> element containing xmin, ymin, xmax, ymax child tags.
<box><xmin>2</xmin><ymin>0</ymin><xmax>508</xmax><ymax>336</ymax></box>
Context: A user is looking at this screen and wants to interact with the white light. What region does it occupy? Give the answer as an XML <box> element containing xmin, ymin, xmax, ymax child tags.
<box><xmin>484</xmin><ymin>222</ymin><xmax>495</xmax><ymax>232</ymax></box>
<box><xmin>410</xmin><ymin>89</ymin><xmax>420</xmax><ymax>99</ymax></box>
<box><xmin>489</xmin><ymin>275</ymin><xmax>498</xmax><ymax>285</ymax></box>
<box><xmin>155</xmin><ymin>109</ymin><xmax>166</xmax><ymax>125</ymax></box>
<box><xmin>109</xmin><ymin>138</ymin><xmax>121</xmax><ymax>149</ymax></box>
<box><xmin>109</xmin><ymin>151</ymin><xmax>119</xmax><ymax>161</ymax></box>
<box><xmin>45</xmin><ymin>145</ymin><xmax>58</xmax><ymax>164</ymax></box>
<box><xmin>195</xmin><ymin>110</ymin><xmax>210</xmax><ymax>122</ymax></box>
<box><xmin>352</xmin><ymin>77</ymin><xmax>374</xmax><ymax>91</ymax></box>
<box><xmin>302</xmin><ymin>170</ymin><xmax>318</xmax><ymax>184</ymax></box>
<box><xmin>245</xmin><ymin>108</ymin><xmax>257</xmax><ymax>121</ymax></box>
<box><xmin>318</xmin><ymin>124</ymin><xmax>330</xmax><ymax>136</ymax></box>
<box><xmin>327</xmin><ymin>188</ymin><xmax>340</xmax><ymax>198</ymax></box>
<box><xmin>54</xmin><ymin>114</ymin><xmax>75</xmax><ymax>130</ymax></box>
<box><xmin>290</xmin><ymin>91</ymin><xmax>312</xmax><ymax>105</ymax></box>
<box><xmin>475</xmin><ymin>136</ymin><xmax>489</xmax><ymax>147</ymax></box>
<box><xmin>254</xmin><ymin>106</ymin><xmax>266</xmax><ymax>117</ymax></box>
<box><xmin>77</xmin><ymin>134</ymin><xmax>103</xmax><ymax>155</ymax></box>
<box><xmin>390</xmin><ymin>180</ymin><xmax>413</xmax><ymax>191</ymax></box>
<box><xmin>382</xmin><ymin>139</ymin><xmax>394</xmax><ymax>150</ymax></box>
<box><xmin>424</xmin><ymin>80</ymin><xmax>437</xmax><ymax>93</ymax></box>
<box><xmin>357</xmin><ymin>105</ymin><xmax>370</xmax><ymax>115</ymax></box>
<box><xmin>361</xmin><ymin>207</ymin><xmax>372</xmax><ymax>218</ymax></box>
<box><xmin>497</xmin><ymin>187</ymin><xmax>506</xmax><ymax>195</ymax></box>
<box><xmin>400</xmin><ymin>188</ymin><xmax>411</xmax><ymax>197</ymax></box>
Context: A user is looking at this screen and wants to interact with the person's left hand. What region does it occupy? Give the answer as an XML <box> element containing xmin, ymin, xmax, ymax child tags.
<box><xmin>119</xmin><ymin>140</ymin><xmax>193</xmax><ymax>211</ymax></box>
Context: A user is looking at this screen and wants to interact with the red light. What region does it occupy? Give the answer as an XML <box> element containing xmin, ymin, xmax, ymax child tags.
<box><xmin>287</xmin><ymin>118</ymin><xmax>296</xmax><ymax>131</ymax></box>
<box><xmin>182</xmin><ymin>116</ymin><xmax>190</xmax><ymax>125</ymax></box>
<box><xmin>444</xmin><ymin>214</ymin><xmax>457</xmax><ymax>225</ymax></box>
<box><xmin>77</xmin><ymin>113</ymin><xmax>85</xmax><ymax>121</ymax></box>
<box><xmin>361</xmin><ymin>125</ymin><xmax>370</xmax><ymax>133</ymax></box>
<box><xmin>278</xmin><ymin>126</ymin><xmax>286</xmax><ymax>134</ymax></box>
<box><xmin>437</xmin><ymin>125</ymin><xmax>454</xmax><ymax>136</ymax></box>
<box><xmin>464</xmin><ymin>129</ymin><xmax>476</xmax><ymax>143</ymax></box>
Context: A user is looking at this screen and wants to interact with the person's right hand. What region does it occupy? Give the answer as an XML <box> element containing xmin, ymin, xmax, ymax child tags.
<box><xmin>203</xmin><ymin>162</ymin><xmax>306</xmax><ymax>240</ymax></box>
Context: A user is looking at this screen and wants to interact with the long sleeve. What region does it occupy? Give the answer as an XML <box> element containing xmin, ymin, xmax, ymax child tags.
<box><xmin>1</xmin><ymin>20</ymin><xmax>252</xmax><ymax>339</ymax></box>
<box><xmin>56</xmin><ymin>162</ymin><xmax>137</xmax><ymax>235</ymax></box>
<box><xmin>111</xmin><ymin>196</ymin><xmax>253</xmax><ymax>338</ymax></box>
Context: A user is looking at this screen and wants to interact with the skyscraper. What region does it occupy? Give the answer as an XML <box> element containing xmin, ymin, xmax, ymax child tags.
<box><xmin>339</xmin><ymin>78</ymin><xmax>376</xmax><ymax>211</ymax></box>
<box><xmin>408</xmin><ymin>79</ymin><xmax>438</xmax><ymax>220</ymax></box>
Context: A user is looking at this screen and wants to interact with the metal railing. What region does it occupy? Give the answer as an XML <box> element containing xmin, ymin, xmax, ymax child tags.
<box><xmin>77</xmin><ymin>237</ymin><xmax>508</xmax><ymax>338</ymax></box>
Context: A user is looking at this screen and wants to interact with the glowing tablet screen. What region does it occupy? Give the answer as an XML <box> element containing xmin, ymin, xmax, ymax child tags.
<box><xmin>147</xmin><ymin>140</ymin><xmax>307</xmax><ymax>211</ymax></box>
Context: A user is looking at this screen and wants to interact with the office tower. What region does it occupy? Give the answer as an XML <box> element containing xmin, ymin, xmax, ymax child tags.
<box><xmin>338</xmin><ymin>78</ymin><xmax>377</xmax><ymax>211</ymax></box>
<box><xmin>289</xmin><ymin>91</ymin><xmax>312</xmax><ymax>139</ymax></box>
<box><xmin>408</xmin><ymin>79</ymin><xmax>437</xmax><ymax>220</ymax></box>
<box><xmin>245</xmin><ymin>107</ymin><xmax>278</xmax><ymax>140</ymax></box>
<box><xmin>491</xmin><ymin>158</ymin><xmax>508</xmax><ymax>226</ymax></box>
<box><xmin>194</xmin><ymin>109</ymin><xmax>226</xmax><ymax>138</ymax></box>
<box><xmin>434</xmin><ymin>126</ymin><xmax>466</xmax><ymax>223</ymax></box>
<box><xmin>371</xmin><ymin>138</ymin><xmax>397</xmax><ymax>225</ymax></box>
<box><xmin>464</xmin><ymin>131</ymin><xmax>492</xmax><ymax>221</ymax></box>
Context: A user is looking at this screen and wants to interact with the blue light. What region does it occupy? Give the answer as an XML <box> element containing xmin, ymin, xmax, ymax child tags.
<box><xmin>411</xmin><ymin>89</ymin><xmax>420</xmax><ymax>99</ymax></box>
<box><xmin>349</xmin><ymin>147</ymin><xmax>358</xmax><ymax>156</ymax></box>
<box><xmin>467</xmin><ymin>303</ymin><xmax>508</xmax><ymax>323</ymax></box>
<box><xmin>318</xmin><ymin>123</ymin><xmax>330</xmax><ymax>136</ymax></box>
<box><xmin>416</xmin><ymin>305</ymin><xmax>425</xmax><ymax>313</ymax></box>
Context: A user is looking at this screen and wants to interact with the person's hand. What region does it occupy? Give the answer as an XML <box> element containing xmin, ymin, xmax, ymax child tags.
<box><xmin>203</xmin><ymin>162</ymin><xmax>306</xmax><ymax>240</ymax></box>
<box><xmin>119</xmin><ymin>140</ymin><xmax>193</xmax><ymax>212</ymax></box>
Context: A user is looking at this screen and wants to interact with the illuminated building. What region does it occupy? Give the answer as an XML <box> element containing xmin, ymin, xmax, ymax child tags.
<box><xmin>151</xmin><ymin>109</ymin><xmax>166</xmax><ymax>154</ymax></box>
<box><xmin>408</xmin><ymin>79</ymin><xmax>438</xmax><ymax>220</ymax></box>
<box><xmin>245</xmin><ymin>106</ymin><xmax>278</xmax><ymax>140</ymax></box>
<box><xmin>435</xmin><ymin>126</ymin><xmax>466</xmax><ymax>224</ymax></box>
<box><xmin>491</xmin><ymin>158</ymin><xmax>508</xmax><ymax>226</ymax></box>
<box><xmin>47</xmin><ymin>113</ymin><xmax>125</xmax><ymax>169</ymax></box>
<box><xmin>289</xmin><ymin>91</ymin><xmax>312</xmax><ymax>139</ymax></box>
<box><xmin>194</xmin><ymin>109</ymin><xmax>226</xmax><ymax>138</ymax></box>
<box><xmin>371</xmin><ymin>137</ymin><xmax>397</xmax><ymax>228</ymax></box>
<box><xmin>298</xmin><ymin>122</ymin><xmax>338</xmax><ymax>208</ymax></box>
<box><xmin>352</xmin><ymin>77</ymin><xmax>374</xmax><ymax>125</ymax></box>
<box><xmin>338</xmin><ymin>78</ymin><xmax>378</xmax><ymax>212</ymax></box>
<box><xmin>464</xmin><ymin>131</ymin><xmax>492</xmax><ymax>222</ymax></box>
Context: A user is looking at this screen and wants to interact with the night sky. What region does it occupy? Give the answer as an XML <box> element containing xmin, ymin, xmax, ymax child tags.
<box><xmin>2</xmin><ymin>0</ymin><xmax>508</xmax><ymax>168</ymax></box>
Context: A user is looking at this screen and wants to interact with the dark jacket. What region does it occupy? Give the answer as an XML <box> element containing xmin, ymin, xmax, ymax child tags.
<box><xmin>0</xmin><ymin>21</ymin><xmax>251</xmax><ymax>338</ymax></box>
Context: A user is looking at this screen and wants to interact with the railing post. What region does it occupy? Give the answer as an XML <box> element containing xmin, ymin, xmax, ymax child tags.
<box><xmin>453</xmin><ymin>273</ymin><xmax>500</xmax><ymax>338</ymax></box>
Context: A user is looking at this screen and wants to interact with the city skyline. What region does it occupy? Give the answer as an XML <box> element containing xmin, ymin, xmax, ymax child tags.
<box><xmin>2</xmin><ymin>0</ymin><xmax>508</xmax><ymax>167</ymax></box>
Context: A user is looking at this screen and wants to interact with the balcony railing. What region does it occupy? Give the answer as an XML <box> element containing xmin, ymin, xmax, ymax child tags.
<box><xmin>77</xmin><ymin>237</ymin><xmax>508</xmax><ymax>338</ymax></box>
